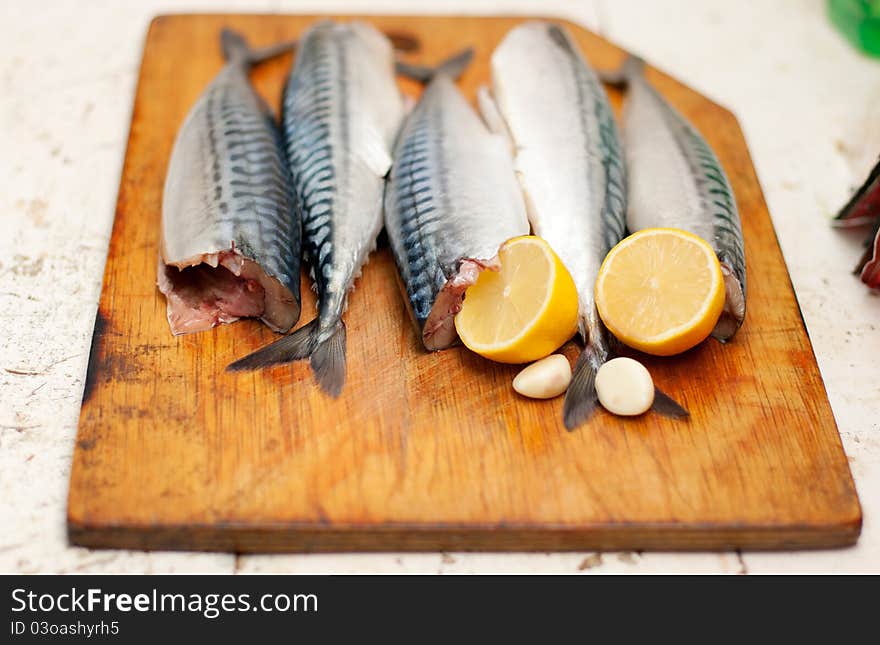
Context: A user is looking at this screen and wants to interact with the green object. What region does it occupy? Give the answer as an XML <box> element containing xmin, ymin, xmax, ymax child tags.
<box><xmin>828</xmin><ymin>0</ymin><xmax>880</xmax><ymax>56</ymax></box>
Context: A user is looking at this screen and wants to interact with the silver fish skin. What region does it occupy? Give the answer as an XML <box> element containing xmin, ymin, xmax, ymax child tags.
<box><xmin>385</xmin><ymin>71</ymin><xmax>529</xmax><ymax>350</ymax></box>
<box><xmin>159</xmin><ymin>29</ymin><xmax>300</xmax><ymax>336</ymax></box>
<box><xmin>228</xmin><ymin>21</ymin><xmax>405</xmax><ymax>396</ymax></box>
<box><xmin>483</xmin><ymin>22</ymin><xmax>627</xmax><ymax>429</ymax></box>
<box><xmin>606</xmin><ymin>57</ymin><xmax>746</xmax><ymax>341</ymax></box>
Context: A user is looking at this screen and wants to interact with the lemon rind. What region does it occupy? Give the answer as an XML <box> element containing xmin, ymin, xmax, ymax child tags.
<box><xmin>457</xmin><ymin>236</ymin><xmax>563</xmax><ymax>354</ymax></box>
<box><xmin>595</xmin><ymin>228</ymin><xmax>725</xmax><ymax>347</ymax></box>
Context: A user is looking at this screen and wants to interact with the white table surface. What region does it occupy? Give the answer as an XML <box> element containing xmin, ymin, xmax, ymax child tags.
<box><xmin>2</xmin><ymin>0</ymin><xmax>878</xmax><ymax>574</ymax></box>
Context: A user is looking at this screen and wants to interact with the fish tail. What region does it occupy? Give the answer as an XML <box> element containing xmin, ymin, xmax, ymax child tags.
<box><xmin>652</xmin><ymin>387</ymin><xmax>690</xmax><ymax>419</ymax></box>
<box><xmin>227</xmin><ymin>318</ymin><xmax>347</xmax><ymax>397</ymax></box>
<box><xmin>433</xmin><ymin>47</ymin><xmax>475</xmax><ymax>80</ymax></box>
<box><xmin>563</xmin><ymin>345</ymin><xmax>691</xmax><ymax>426</ymax></box>
<box><xmin>220</xmin><ymin>28</ymin><xmax>252</xmax><ymax>62</ymax></box>
<box><xmin>562</xmin><ymin>347</ymin><xmax>604</xmax><ymax>431</ymax></box>
<box><xmin>395</xmin><ymin>47</ymin><xmax>475</xmax><ymax>83</ymax></box>
<box><xmin>309</xmin><ymin>322</ymin><xmax>347</xmax><ymax>398</ymax></box>
<box><xmin>226</xmin><ymin>319</ymin><xmax>317</xmax><ymax>371</ymax></box>
<box><xmin>220</xmin><ymin>28</ymin><xmax>296</xmax><ymax>66</ymax></box>
<box><xmin>477</xmin><ymin>85</ymin><xmax>513</xmax><ymax>139</ymax></box>
<box><xmin>599</xmin><ymin>55</ymin><xmax>646</xmax><ymax>88</ymax></box>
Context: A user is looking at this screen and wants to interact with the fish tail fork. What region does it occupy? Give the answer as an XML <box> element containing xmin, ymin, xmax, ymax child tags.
<box><xmin>310</xmin><ymin>322</ymin><xmax>347</xmax><ymax>398</ymax></box>
<box><xmin>562</xmin><ymin>347</ymin><xmax>603</xmax><ymax>431</ymax></box>
<box><xmin>226</xmin><ymin>320</ymin><xmax>317</xmax><ymax>371</ymax></box>
<box><xmin>227</xmin><ymin>318</ymin><xmax>347</xmax><ymax>397</ymax></box>
<box><xmin>220</xmin><ymin>28</ymin><xmax>296</xmax><ymax>65</ymax></box>
<box><xmin>563</xmin><ymin>346</ymin><xmax>690</xmax><ymax>427</ymax></box>
<box><xmin>652</xmin><ymin>387</ymin><xmax>690</xmax><ymax>419</ymax></box>
<box><xmin>394</xmin><ymin>47</ymin><xmax>475</xmax><ymax>84</ymax></box>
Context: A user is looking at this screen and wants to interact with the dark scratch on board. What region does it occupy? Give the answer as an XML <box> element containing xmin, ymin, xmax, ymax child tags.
<box><xmin>80</xmin><ymin>310</ymin><xmax>109</xmax><ymax>405</ymax></box>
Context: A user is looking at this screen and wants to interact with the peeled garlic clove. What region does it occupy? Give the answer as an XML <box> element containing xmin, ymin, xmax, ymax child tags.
<box><xmin>595</xmin><ymin>357</ymin><xmax>654</xmax><ymax>416</ymax></box>
<box><xmin>512</xmin><ymin>354</ymin><xmax>572</xmax><ymax>399</ymax></box>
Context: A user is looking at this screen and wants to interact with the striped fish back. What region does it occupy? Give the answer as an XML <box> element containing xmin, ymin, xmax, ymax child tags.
<box><xmin>386</xmin><ymin>94</ymin><xmax>449</xmax><ymax>326</ymax></box>
<box><xmin>547</xmin><ymin>24</ymin><xmax>627</xmax><ymax>254</ymax></box>
<box><xmin>214</xmin><ymin>67</ymin><xmax>298</xmax><ymax>282</ymax></box>
<box><xmin>282</xmin><ymin>33</ymin><xmax>339</xmax><ymax>302</ymax></box>
<box><xmin>650</xmin><ymin>82</ymin><xmax>746</xmax><ymax>291</ymax></box>
<box><xmin>163</xmin><ymin>62</ymin><xmax>299</xmax><ymax>295</ymax></box>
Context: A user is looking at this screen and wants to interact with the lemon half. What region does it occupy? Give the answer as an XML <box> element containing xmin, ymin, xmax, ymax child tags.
<box><xmin>595</xmin><ymin>228</ymin><xmax>725</xmax><ymax>356</ymax></box>
<box><xmin>454</xmin><ymin>236</ymin><xmax>579</xmax><ymax>364</ymax></box>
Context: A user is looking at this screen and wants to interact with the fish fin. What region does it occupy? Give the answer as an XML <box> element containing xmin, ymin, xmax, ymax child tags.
<box><xmin>476</xmin><ymin>86</ymin><xmax>530</xmax><ymax>218</ymax></box>
<box><xmin>247</xmin><ymin>39</ymin><xmax>297</xmax><ymax>64</ymax></box>
<box><xmin>546</xmin><ymin>23</ymin><xmax>578</xmax><ymax>54</ymax></box>
<box><xmin>599</xmin><ymin>55</ymin><xmax>646</xmax><ymax>88</ymax></box>
<box><xmin>226</xmin><ymin>319</ymin><xmax>317</xmax><ymax>371</ymax></box>
<box><xmin>477</xmin><ymin>86</ymin><xmax>512</xmax><ymax>138</ymax></box>
<box><xmin>360</xmin><ymin>130</ymin><xmax>394</xmax><ymax>177</ymax></box>
<box><xmin>402</xmin><ymin>93</ymin><xmax>418</xmax><ymax>116</ymax></box>
<box><xmin>652</xmin><ymin>387</ymin><xmax>690</xmax><ymax>419</ymax></box>
<box><xmin>546</xmin><ymin>23</ymin><xmax>603</xmax><ymax>68</ymax></box>
<box><xmin>220</xmin><ymin>28</ymin><xmax>251</xmax><ymax>62</ymax></box>
<box><xmin>395</xmin><ymin>47</ymin><xmax>474</xmax><ymax>83</ymax></box>
<box><xmin>394</xmin><ymin>60</ymin><xmax>434</xmax><ymax>83</ymax></box>
<box><xmin>310</xmin><ymin>322</ymin><xmax>347</xmax><ymax>398</ymax></box>
<box><xmin>220</xmin><ymin>28</ymin><xmax>295</xmax><ymax>65</ymax></box>
<box><xmin>433</xmin><ymin>47</ymin><xmax>475</xmax><ymax>80</ymax></box>
<box><xmin>476</xmin><ymin>86</ymin><xmax>501</xmax><ymax>132</ymax></box>
<box><xmin>563</xmin><ymin>348</ymin><xmax>602</xmax><ymax>431</ymax></box>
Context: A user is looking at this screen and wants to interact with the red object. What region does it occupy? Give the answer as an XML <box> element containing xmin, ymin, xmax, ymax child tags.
<box><xmin>834</xmin><ymin>158</ymin><xmax>880</xmax><ymax>227</ymax></box>
<box><xmin>860</xmin><ymin>226</ymin><xmax>880</xmax><ymax>288</ymax></box>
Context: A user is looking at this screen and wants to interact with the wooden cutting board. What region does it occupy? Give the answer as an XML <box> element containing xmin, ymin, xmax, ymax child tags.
<box><xmin>67</xmin><ymin>14</ymin><xmax>862</xmax><ymax>552</ymax></box>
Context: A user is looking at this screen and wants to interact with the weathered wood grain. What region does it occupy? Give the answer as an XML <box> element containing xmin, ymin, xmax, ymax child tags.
<box><xmin>67</xmin><ymin>14</ymin><xmax>862</xmax><ymax>552</ymax></box>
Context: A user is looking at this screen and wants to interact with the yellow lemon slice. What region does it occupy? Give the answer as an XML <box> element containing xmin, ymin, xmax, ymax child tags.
<box><xmin>595</xmin><ymin>228</ymin><xmax>725</xmax><ymax>356</ymax></box>
<box><xmin>455</xmin><ymin>235</ymin><xmax>579</xmax><ymax>364</ymax></box>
